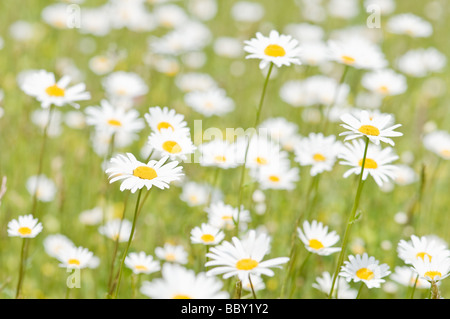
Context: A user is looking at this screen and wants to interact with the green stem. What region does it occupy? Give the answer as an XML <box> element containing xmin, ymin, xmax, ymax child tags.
<box><xmin>233</xmin><ymin>279</ymin><xmax>242</xmax><ymax>299</ymax></box>
<box><xmin>356</xmin><ymin>283</ymin><xmax>364</xmax><ymax>299</ymax></box>
<box><xmin>409</xmin><ymin>274</ymin><xmax>419</xmax><ymax>299</ymax></box>
<box><xmin>15</xmin><ymin>238</ymin><xmax>29</xmax><ymax>299</ymax></box>
<box><xmin>329</xmin><ymin>136</ymin><xmax>369</xmax><ymax>298</ymax></box>
<box><xmin>248</xmin><ymin>274</ymin><xmax>257</xmax><ymax>299</ymax></box>
<box><xmin>288</xmin><ymin>252</ymin><xmax>312</xmax><ymax>298</ymax></box>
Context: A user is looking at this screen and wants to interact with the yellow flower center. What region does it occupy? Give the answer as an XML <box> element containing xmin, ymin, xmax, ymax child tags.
<box><xmin>200</xmin><ymin>234</ymin><xmax>215</xmax><ymax>243</ymax></box>
<box><xmin>424</xmin><ymin>271</ymin><xmax>441</xmax><ymax>281</ymax></box>
<box><xmin>256</xmin><ymin>157</ymin><xmax>267</xmax><ymax>165</ymax></box>
<box><xmin>133</xmin><ymin>166</ymin><xmax>158</xmax><ymax>180</ymax></box>
<box><xmin>264</xmin><ymin>44</ymin><xmax>286</xmax><ymax>57</ymax></box>
<box><xmin>358</xmin><ymin>158</ymin><xmax>378</xmax><ymax>169</ymax></box>
<box><xmin>45</xmin><ymin>84</ymin><xmax>65</xmax><ymax>97</ymax></box>
<box><xmin>162</xmin><ymin>140</ymin><xmax>182</xmax><ymax>154</ymax></box>
<box><xmin>107</xmin><ymin>119</ymin><xmax>122</xmax><ymax>127</ymax></box>
<box><xmin>157</xmin><ymin>121</ymin><xmax>174</xmax><ymax>131</ymax></box>
<box><xmin>356</xmin><ymin>267</ymin><xmax>375</xmax><ymax>281</ymax></box>
<box><xmin>416</xmin><ymin>252</ymin><xmax>432</xmax><ymax>261</ymax></box>
<box><xmin>214</xmin><ymin>155</ymin><xmax>227</xmax><ymax>163</ymax></box>
<box><xmin>165</xmin><ymin>253</ymin><xmax>176</xmax><ymax>262</ymax></box>
<box><xmin>309</xmin><ymin>239</ymin><xmax>324</xmax><ymax>250</ymax></box>
<box><xmin>18</xmin><ymin>227</ymin><xmax>32</xmax><ymax>236</ymax></box>
<box><xmin>68</xmin><ymin>259</ymin><xmax>81</xmax><ymax>266</ymax></box>
<box><xmin>269</xmin><ymin>175</ymin><xmax>280</xmax><ymax>182</ymax></box>
<box><xmin>222</xmin><ymin>215</ymin><xmax>233</xmax><ymax>221</ymax></box>
<box><xmin>173</xmin><ymin>294</ymin><xmax>191</xmax><ymax>299</ymax></box>
<box><xmin>440</xmin><ymin>149</ymin><xmax>450</xmax><ymax>158</ymax></box>
<box><xmin>313</xmin><ymin>153</ymin><xmax>326</xmax><ymax>162</ymax></box>
<box><xmin>378</xmin><ymin>85</ymin><xmax>389</xmax><ymax>94</ymax></box>
<box><xmin>134</xmin><ymin>265</ymin><xmax>148</xmax><ymax>271</ymax></box>
<box><xmin>236</xmin><ymin>258</ymin><xmax>259</xmax><ymax>271</ymax></box>
<box><xmin>341</xmin><ymin>55</ymin><xmax>356</xmax><ymax>64</ymax></box>
<box><xmin>358</xmin><ymin>125</ymin><xmax>380</xmax><ymax>136</ymax></box>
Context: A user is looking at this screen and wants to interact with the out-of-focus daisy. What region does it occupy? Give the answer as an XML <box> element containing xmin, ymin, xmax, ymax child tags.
<box><xmin>85</xmin><ymin>99</ymin><xmax>145</xmax><ymax>136</ymax></box>
<box><xmin>147</xmin><ymin>129</ymin><xmax>196</xmax><ymax>160</ymax></box>
<box><xmin>21</xmin><ymin>69</ymin><xmax>90</xmax><ymax>109</ymax></box>
<box><xmin>294</xmin><ymin>133</ymin><xmax>343</xmax><ymax>176</ymax></box>
<box><xmin>230</xmin><ymin>1</ymin><xmax>265</xmax><ymax>23</ymax></box>
<box><xmin>396</xmin><ymin>48</ymin><xmax>447</xmax><ymax>78</ymax></box>
<box><xmin>250</xmin><ymin>163</ymin><xmax>299</xmax><ymax>191</ymax></box>
<box><xmin>244</xmin><ymin>135</ymin><xmax>290</xmax><ymax>170</ymax></box>
<box><xmin>339</xmin><ymin>253</ymin><xmax>391</xmax><ymax>289</ymax></box>
<box><xmin>338</xmin><ymin>139</ymin><xmax>399</xmax><ymax>187</ymax></box>
<box><xmin>179</xmin><ymin>181</ymin><xmax>222</xmax><ymax>207</ymax></box>
<box><xmin>98</xmin><ymin>219</ymin><xmax>133</xmax><ymax>242</ymax></box>
<box><xmin>8</xmin><ymin>214</ymin><xmax>43</xmax><ymax>238</ymax></box>
<box><xmin>140</xmin><ymin>263</ymin><xmax>229</xmax><ymax>299</ymax></box>
<box><xmin>41</xmin><ymin>3</ymin><xmax>70</xmax><ymax>29</ymax></box>
<box><xmin>184</xmin><ymin>88</ymin><xmax>234</xmax><ymax>117</ymax></box>
<box><xmin>78</xmin><ymin>206</ymin><xmax>104</xmax><ymax>226</ymax></box>
<box><xmin>387</xmin><ymin>13</ymin><xmax>433</xmax><ymax>38</ymax></box>
<box><xmin>205</xmin><ymin>201</ymin><xmax>250</xmax><ymax>231</ymax></box>
<box><xmin>125</xmin><ymin>251</ymin><xmax>161</xmax><ymax>275</ymax></box>
<box><xmin>43</xmin><ymin>234</ymin><xmax>75</xmax><ymax>259</ymax></box>
<box><xmin>340</xmin><ymin>110</ymin><xmax>403</xmax><ymax>146</ymax></box>
<box><xmin>397</xmin><ymin>235</ymin><xmax>450</xmax><ymax>265</ymax></box>
<box><xmin>198</xmin><ymin>139</ymin><xmax>240</xmax><ymax>169</ymax></box>
<box><xmin>57</xmin><ymin>246</ymin><xmax>96</xmax><ymax>269</ymax></box>
<box><xmin>364</xmin><ymin>0</ymin><xmax>396</xmax><ymax>15</ymax></box>
<box><xmin>155</xmin><ymin>243</ymin><xmax>188</xmax><ymax>264</ymax></box>
<box><xmin>88</xmin><ymin>54</ymin><xmax>117</xmax><ymax>75</ymax></box>
<box><xmin>298</xmin><ymin>41</ymin><xmax>330</xmax><ymax>66</ymax></box>
<box><xmin>26</xmin><ymin>174</ymin><xmax>57</xmax><ymax>202</ymax></box>
<box><xmin>284</xmin><ymin>23</ymin><xmax>325</xmax><ymax>43</ymax></box>
<box><xmin>313</xmin><ymin>271</ymin><xmax>358</xmax><ymax>299</ymax></box>
<box><xmin>423</xmin><ymin>130</ymin><xmax>450</xmax><ymax>160</ymax></box>
<box><xmin>361</xmin><ymin>69</ymin><xmax>407</xmax><ymax>97</ymax></box>
<box><xmin>243</xmin><ymin>30</ymin><xmax>302</xmax><ymax>69</ymax></box>
<box><xmin>390</xmin><ymin>266</ymin><xmax>431</xmax><ymax>289</ymax></box>
<box><xmin>106</xmin><ymin>153</ymin><xmax>184</xmax><ymax>193</ymax></box>
<box><xmin>175</xmin><ymin>72</ymin><xmax>217</xmax><ymax>93</ymax></box>
<box><xmin>328</xmin><ymin>0</ymin><xmax>359</xmax><ymax>19</ymax></box>
<box><xmin>205</xmin><ymin>230</ymin><xmax>289</xmax><ymax>281</ymax></box>
<box><xmin>144</xmin><ymin>106</ymin><xmax>189</xmax><ymax>135</ymax></box>
<box><xmin>31</xmin><ymin>108</ymin><xmax>63</xmax><ymax>137</ymax></box>
<box><xmin>297</xmin><ymin>220</ymin><xmax>341</xmax><ymax>256</ymax></box>
<box><xmin>411</xmin><ymin>254</ymin><xmax>450</xmax><ymax>283</ymax></box>
<box><xmin>213</xmin><ymin>37</ymin><xmax>243</xmax><ymax>58</ymax></box>
<box><xmin>190</xmin><ymin>223</ymin><xmax>225</xmax><ymax>246</ymax></box>
<box><xmin>258</xmin><ymin>117</ymin><xmax>299</xmax><ymax>149</ymax></box>
<box><xmin>393</xmin><ymin>165</ymin><xmax>417</xmax><ymax>186</ymax></box>
<box><xmin>102</xmin><ymin>71</ymin><xmax>148</xmax><ymax>107</ymax></box>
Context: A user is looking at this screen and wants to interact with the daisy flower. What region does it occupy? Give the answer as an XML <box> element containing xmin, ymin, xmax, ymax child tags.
<box><xmin>155</xmin><ymin>243</ymin><xmax>188</xmax><ymax>264</ymax></box>
<box><xmin>258</xmin><ymin>117</ymin><xmax>299</xmax><ymax>148</ymax></box>
<box><xmin>190</xmin><ymin>223</ymin><xmax>225</xmax><ymax>246</ymax></box>
<box><xmin>423</xmin><ymin>130</ymin><xmax>450</xmax><ymax>160</ymax></box>
<box><xmin>244</xmin><ymin>135</ymin><xmax>290</xmax><ymax>170</ymax></box>
<box><xmin>387</xmin><ymin>13</ymin><xmax>433</xmax><ymax>38</ymax></box>
<box><xmin>205</xmin><ymin>230</ymin><xmax>289</xmax><ymax>281</ymax></box>
<box><xmin>144</xmin><ymin>106</ymin><xmax>189</xmax><ymax>134</ymax></box>
<box><xmin>105</xmin><ymin>153</ymin><xmax>184</xmax><ymax>193</ymax></box>
<box><xmin>102</xmin><ymin>71</ymin><xmax>148</xmax><ymax>107</ymax></box>
<box><xmin>396</xmin><ymin>48</ymin><xmax>447</xmax><ymax>78</ymax></box>
<box><xmin>26</xmin><ymin>174</ymin><xmax>57</xmax><ymax>202</ymax></box>
<box><xmin>140</xmin><ymin>263</ymin><xmax>229</xmax><ymax>299</ymax></box>
<box><xmin>7</xmin><ymin>214</ymin><xmax>43</xmax><ymax>238</ymax></box>
<box><xmin>125</xmin><ymin>251</ymin><xmax>161</xmax><ymax>275</ymax></box>
<box><xmin>20</xmin><ymin>69</ymin><xmax>90</xmax><ymax>108</ymax></box>
<box><xmin>242</xmin><ymin>274</ymin><xmax>266</xmax><ymax>292</ymax></box>
<box><xmin>84</xmin><ymin>99</ymin><xmax>145</xmax><ymax>136</ymax></box>
<box><xmin>184</xmin><ymin>87</ymin><xmax>235</xmax><ymax>117</ymax></box>
<box><xmin>175</xmin><ymin>72</ymin><xmax>217</xmax><ymax>93</ymax></box>
<box><xmin>411</xmin><ymin>254</ymin><xmax>450</xmax><ymax>284</ymax></box>
<box><xmin>397</xmin><ymin>235</ymin><xmax>450</xmax><ymax>265</ymax></box>
<box><xmin>57</xmin><ymin>246</ymin><xmax>96</xmax><ymax>269</ymax></box>
<box><xmin>361</xmin><ymin>69</ymin><xmax>407</xmax><ymax>97</ymax></box>
<box><xmin>294</xmin><ymin>133</ymin><xmax>343</xmax><ymax>176</ymax></box>
<box><xmin>297</xmin><ymin>220</ymin><xmax>341</xmax><ymax>256</ymax></box>
<box><xmin>393</xmin><ymin>164</ymin><xmax>418</xmax><ymax>186</ymax></box>
<box><xmin>43</xmin><ymin>234</ymin><xmax>75</xmax><ymax>259</ymax></box>
<box><xmin>338</xmin><ymin>139</ymin><xmax>399</xmax><ymax>187</ymax></box>
<box><xmin>340</xmin><ymin>110</ymin><xmax>403</xmax><ymax>146</ymax></box>
<box><xmin>198</xmin><ymin>139</ymin><xmax>240</xmax><ymax>169</ymax></box>
<box><xmin>147</xmin><ymin>128</ymin><xmax>196</xmax><ymax>160</ymax></box>
<box><xmin>205</xmin><ymin>201</ymin><xmax>251</xmax><ymax>231</ymax></box>
<box><xmin>390</xmin><ymin>266</ymin><xmax>431</xmax><ymax>289</ymax></box>
<box><xmin>313</xmin><ymin>271</ymin><xmax>358</xmax><ymax>299</ymax></box>
<box><xmin>243</xmin><ymin>30</ymin><xmax>302</xmax><ymax>69</ymax></box>
<box><xmin>179</xmin><ymin>181</ymin><xmax>222</xmax><ymax>207</ymax></box>
<box><xmin>98</xmin><ymin>219</ymin><xmax>133</xmax><ymax>242</ymax></box>
<box><xmin>250</xmin><ymin>163</ymin><xmax>299</xmax><ymax>191</ymax></box>
<box><xmin>339</xmin><ymin>253</ymin><xmax>391</xmax><ymax>289</ymax></box>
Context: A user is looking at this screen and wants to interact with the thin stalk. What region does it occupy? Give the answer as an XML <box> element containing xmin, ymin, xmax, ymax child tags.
<box><xmin>322</xmin><ymin>65</ymin><xmax>349</xmax><ymax>134</ymax></box>
<box><xmin>233</xmin><ymin>279</ymin><xmax>242</xmax><ymax>299</ymax></box>
<box><xmin>248</xmin><ymin>274</ymin><xmax>257</xmax><ymax>299</ymax></box>
<box><xmin>356</xmin><ymin>283</ymin><xmax>364</xmax><ymax>299</ymax></box>
<box><xmin>409</xmin><ymin>274</ymin><xmax>419</xmax><ymax>299</ymax></box>
<box><xmin>288</xmin><ymin>252</ymin><xmax>312</xmax><ymax>298</ymax></box>
<box><xmin>329</xmin><ymin>136</ymin><xmax>370</xmax><ymax>298</ymax></box>
<box><xmin>15</xmin><ymin>238</ymin><xmax>29</xmax><ymax>299</ymax></box>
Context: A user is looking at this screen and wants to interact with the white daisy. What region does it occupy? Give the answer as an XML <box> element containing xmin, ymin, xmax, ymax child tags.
<box><xmin>20</xmin><ymin>69</ymin><xmax>90</xmax><ymax>109</ymax></box>
<box><xmin>102</xmin><ymin>71</ymin><xmax>148</xmax><ymax>107</ymax></box>
<box><xmin>190</xmin><ymin>223</ymin><xmax>225</xmax><ymax>246</ymax></box>
<box><xmin>396</xmin><ymin>48</ymin><xmax>447</xmax><ymax>78</ymax></box>
<box><xmin>7</xmin><ymin>214</ymin><xmax>43</xmax><ymax>238</ymax></box>
<box><xmin>26</xmin><ymin>174</ymin><xmax>57</xmax><ymax>203</ymax></box>
<box><xmin>390</xmin><ymin>266</ymin><xmax>431</xmax><ymax>289</ymax></box>
<box><xmin>361</xmin><ymin>69</ymin><xmax>407</xmax><ymax>97</ymax></box>
<box><xmin>57</xmin><ymin>246</ymin><xmax>96</xmax><ymax>269</ymax></box>
<box><xmin>155</xmin><ymin>243</ymin><xmax>188</xmax><ymax>264</ymax></box>
<box><xmin>179</xmin><ymin>181</ymin><xmax>222</xmax><ymax>207</ymax></box>
<box><xmin>184</xmin><ymin>87</ymin><xmax>235</xmax><ymax>117</ymax></box>
<box><xmin>205</xmin><ymin>230</ymin><xmax>289</xmax><ymax>281</ymax></box>
<box><xmin>338</xmin><ymin>139</ymin><xmax>399</xmax><ymax>187</ymax></box>
<box><xmin>339</xmin><ymin>253</ymin><xmax>391</xmax><ymax>289</ymax></box>
<box><xmin>105</xmin><ymin>153</ymin><xmax>184</xmax><ymax>193</ymax></box>
<box><xmin>147</xmin><ymin>128</ymin><xmax>196</xmax><ymax>160</ymax></box>
<box><xmin>397</xmin><ymin>235</ymin><xmax>450</xmax><ymax>265</ymax></box>
<box><xmin>198</xmin><ymin>139</ymin><xmax>240</xmax><ymax>169</ymax></box>
<box><xmin>297</xmin><ymin>220</ymin><xmax>341</xmax><ymax>256</ymax></box>
<box><xmin>98</xmin><ymin>219</ymin><xmax>133</xmax><ymax>242</ymax></box>
<box><xmin>144</xmin><ymin>106</ymin><xmax>189</xmax><ymax>134</ymax></box>
<box><xmin>340</xmin><ymin>110</ymin><xmax>403</xmax><ymax>146</ymax></box>
<box><xmin>250</xmin><ymin>163</ymin><xmax>299</xmax><ymax>191</ymax></box>
<box><xmin>43</xmin><ymin>234</ymin><xmax>75</xmax><ymax>259</ymax></box>
<box><xmin>205</xmin><ymin>201</ymin><xmax>251</xmax><ymax>231</ymax></box>
<box><xmin>243</xmin><ymin>30</ymin><xmax>302</xmax><ymax>69</ymax></box>
<box><xmin>140</xmin><ymin>263</ymin><xmax>229</xmax><ymax>299</ymax></box>
<box><xmin>411</xmin><ymin>254</ymin><xmax>450</xmax><ymax>283</ymax></box>
<box><xmin>423</xmin><ymin>130</ymin><xmax>450</xmax><ymax>160</ymax></box>
<box><xmin>313</xmin><ymin>271</ymin><xmax>358</xmax><ymax>299</ymax></box>
<box><xmin>125</xmin><ymin>251</ymin><xmax>161</xmax><ymax>275</ymax></box>
<box><xmin>387</xmin><ymin>13</ymin><xmax>433</xmax><ymax>38</ymax></box>
<box><xmin>244</xmin><ymin>135</ymin><xmax>290</xmax><ymax>170</ymax></box>
<box><xmin>175</xmin><ymin>72</ymin><xmax>217</xmax><ymax>93</ymax></box>
<box><xmin>258</xmin><ymin>117</ymin><xmax>299</xmax><ymax>148</ymax></box>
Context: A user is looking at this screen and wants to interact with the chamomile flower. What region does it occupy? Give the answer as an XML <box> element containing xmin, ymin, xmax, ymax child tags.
<box><xmin>258</xmin><ymin>117</ymin><xmax>299</xmax><ymax>148</ymax></box>
<box><xmin>175</xmin><ymin>72</ymin><xmax>217</xmax><ymax>93</ymax></box>
<box><xmin>144</xmin><ymin>106</ymin><xmax>189</xmax><ymax>135</ymax></box>
<box><xmin>102</xmin><ymin>71</ymin><xmax>148</xmax><ymax>107</ymax></box>
<box><xmin>140</xmin><ymin>263</ymin><xmax>229</xmax><ymax>299</ymax></box>
<box><xmin>340</xmin><ymin>110</ymin><xmax>403</xmax><ymax>146</ymax></box>
<box><xmin>206</xmin><ymin>201</ymin><xmax>251</xmax><ymax>231</ymax></box>
<box><xmin>105</xmin><ymin>153</ymin><xmax>184</xmax><ymax>193</ymax></box>
<box><xmin>184</xmin><ymin>87</ymin><xmax>235</xmax><ymax>117</ymax></box>
<box><xmin>98</xmin><ymin>219</ymin><xmax>133</xmax><ymax>242</ymax></box>
<box><xmin>393</xmin><ymin>165</ymin><xmax>418</xmax><ymax>186</ymax></box>
<box><xmin>313</xmin><ymin>271</ymin><xmax>358</xmax><ymax>299</ymax></box>
<box><xmin>7</xmin><ymin>214</ymin><xmax>43</xmax><ymax>238</ymax></box>
<box><xmin>43</xmin><ymin>234</ymin><xmax>75</xmax><ymax>259</ymax></box>
<box><xmin>250</xmin><ymin>163</ymin><xmax>299</xmax><ymax>191</ymax></box>
<box><xmin>243</xmin><ymin>30</ymin><xmax>302</xmax><ymax>69</ymax></box>
<box><xmin>84</xmin><ymin>99</ymin><xmax>145</xmax><ymax>135</ymax></box>
<box><xmin>411</xmin><ymin>254</ymin><xmax>450</xmax><ymax>283</ymax></box>
<box><xmin>390</xmin><ymin>266</ymin><xmax>431</xmax><ymax>289</ymax></box>
<box><xmin>147</xmin><ymin>129</ymin><xmax>196</xmax><ymax>160</ymax></box>
<box><xmin>294</xmin><ymin>133</ymin><xmax>343</xmax><ymax>176</ymax></box>
<box><xmin>198</xmin><ymin>139</ymin><xmax>240</xmax><ymax>169</ymax></box>
<box><xmin>205</xmin><ymin>230</ymin><xmax>289</xmax><ymax>281</ymax></box>
<box><xmin>190</xmin><ymin>223</ymin><xmax>225</xmax><ymax>246</ymax></box>
<box><xmin>297</xmin><ymin>220</ymin><xmax>341</xmax><ymax>256</ymax></box>
<box><xmin>241</xmin><ymin>274</ymin><xmax>265</xmax><ymax>292</ymax></box>
<box><xmin>20</xmin><ymin>69</ymin><xmax>90</xmax><ymax>109</ymax></box>
<box><xmin>179</xmin><ymin>181</ymin><xmax>222</xmax><ymax>207</ymax></box>
<box><xmin>57</xmin><ymin>246</ymin><xmax>95</xmax><ymax>269</ymax></box>
<box><xmin>361</xmin><ymin>69</ymin><xmax>407</xmax><ymax>97</ymax></box>
<box><xmin>244</xmin><ymin>135</ymin><xmax>290</xmax><ymax>170</ymax></box>
<box><xmin>423</xmin><ymin>130</ymin><xmax>450</xmax><ymax>160</ymax></box>
<box><xmin>339</xmin><ymin>253</ymin><xmax>391</xmax><ymax>289</ymax></box>
<box><xmin>397</xmin><ymin>235</ymin><xmax>450</xmax><ymax>265</ymax></box>
<box><xmin>125</xmin><ymin>251</ymin><xmax>161</xmax><ymax>275</ymax></box>
<box><xmin>155</xmin><ymin>243</ymin><xmax>188</xmax><ymax>264</ymax></box>
<box><xmin>26</xmin><ymin>174</ymin><xmax>57</xmax><ymax>202</ymax></box>
<box><xmin>231</xmin><ymin>1</ymin><xmax>265</xmax><ymax>23</ymax></box>
<box><xmin>338</xmin><ymin>139</ymin><xmax>399</xmax><ymax>187</ymax></box>
<box><xmin>396</xmin><ymin>48</ymin><xmax>447</xmax><ymax>78</ymax></box>
<box><xmin>387</xmin><ymin>13</ymin><xmax>433</xmax><ymax>38</ymax></box>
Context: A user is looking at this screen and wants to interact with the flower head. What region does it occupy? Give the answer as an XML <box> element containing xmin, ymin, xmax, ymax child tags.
<box><xmin>297</xmin><ymin>220</ymin><xmax>341</xmax><ymax>256</ymax></box>
<box><xmin>125</xmin><ymin>251</ymin><xmax>161</xmax><ymax>275</ymax></box>
<box><xmin>8</xmin><ymin>214</ymin><xmax>43</xmax><ymax>238</ymax></box>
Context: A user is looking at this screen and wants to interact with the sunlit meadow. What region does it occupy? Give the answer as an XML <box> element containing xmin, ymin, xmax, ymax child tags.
<box><xmin>0</xmin><ymin>0</ymin><xmax>449</xmax><ymax>300</ymax></box>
